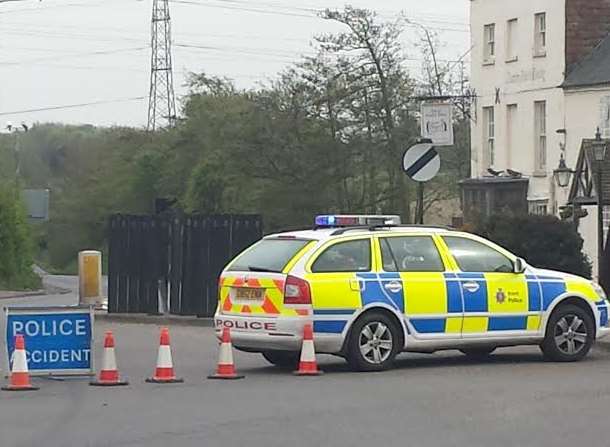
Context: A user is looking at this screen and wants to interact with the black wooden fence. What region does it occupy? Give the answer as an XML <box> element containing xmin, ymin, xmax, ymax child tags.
<box><xmin>107</xmin><ymin>214</ymin><xmax>262</xmax><ymax>317</ymax></box>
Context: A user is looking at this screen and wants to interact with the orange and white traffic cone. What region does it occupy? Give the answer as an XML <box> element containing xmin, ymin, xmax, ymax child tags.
<box><xmin>294</xmin><ymin>323</ymin><xmax>323</xmax><ymax>376</ymax></box>
<box><xmin>2</xmin><ymin>335</ymin><xmax>39</xmax><ymax>391</ymax></box>
<box><xmin>208</xmin><ymin>327</ymin><xmax>244</xmax><ymax>380</ymax></box>
<box><xmin>146</xmin><ymin>327</ymin><xmax>183</xmax><ymax>384</ymax></box>
<box><xmin>90</xmin><ymin>331</ymin><xmax>128</xmax><ymax>386</ymax></box>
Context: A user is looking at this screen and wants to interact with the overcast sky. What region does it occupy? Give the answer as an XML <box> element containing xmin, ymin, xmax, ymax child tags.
<box><xmin>0</xmin><ymin>0</ymin><xmax>469</xmax><ymax>128</ymax></box>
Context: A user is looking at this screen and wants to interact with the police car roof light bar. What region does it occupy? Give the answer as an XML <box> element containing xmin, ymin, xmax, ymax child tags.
<box><xmin>314</xmin><ymin>214</ymin><xmax>401</xmax><ymax>229</ymax></box>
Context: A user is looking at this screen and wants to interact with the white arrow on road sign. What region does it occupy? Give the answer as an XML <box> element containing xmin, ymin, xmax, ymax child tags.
<box><xmin>402</xmin><ymin>143</ymin><xmax>440</xmax><ymax>182</ymax></box>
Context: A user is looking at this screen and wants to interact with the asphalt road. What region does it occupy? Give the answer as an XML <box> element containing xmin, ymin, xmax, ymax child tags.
<box><xmin>2</xmin><ymin>281</ymin><xmax>610</xmax><ymax>447</ymax></box>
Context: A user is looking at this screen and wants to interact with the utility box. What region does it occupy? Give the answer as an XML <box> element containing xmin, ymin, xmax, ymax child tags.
<box><xmin>78</xmin><ymin>251</ymin><xmax>104</xmax><ymax>309</ymax></box>
<box><xmin>22</xmin><ymin>189</ymin><xmax>50</xmax><ymax>222</ymax></box>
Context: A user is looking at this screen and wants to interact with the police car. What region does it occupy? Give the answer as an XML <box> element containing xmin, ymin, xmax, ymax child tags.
<box><xmin>215</xmin><ymin>215</ymin><xmax>610</xmax><ymax>371</ymax></box>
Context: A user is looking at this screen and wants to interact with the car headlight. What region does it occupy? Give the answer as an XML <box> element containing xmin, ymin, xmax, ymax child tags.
<box><xmin>592</xmin><ymin>282</ymin><xmax>608</xmax><ymax>301</ymax></box>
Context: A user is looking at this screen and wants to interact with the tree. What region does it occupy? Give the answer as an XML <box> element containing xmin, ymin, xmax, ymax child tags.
<box><xmin>472</xmin><ymin>214</ymin><xmax>592</xmax><ymax>278</ymax></box>
<box><xmin>183</xmin><ymin>160</ymin><xmax>226</xmax><ymax>214</ymax></box>
<box><xmin>0</xmin><ymin>6</ymin><xmax>474</xmax><ymax>271</ymax></box>
<box><xmin>316</xmin><ymin>6</ymin><xmax>418</xmax><ymax>219</ymax></box>
<box><xmin>0</xmin><ymin>185</ymin><xmax>39</xmax><ymax>289</ymax></box>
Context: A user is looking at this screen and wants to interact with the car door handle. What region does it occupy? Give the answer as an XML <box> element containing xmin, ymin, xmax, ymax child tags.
<box><xmin>462</xmin><ymin>282</ymin><xmax>480</xmax><ymax>293</ymax></box>
<box><xmin>384</xmin><ymin>281</ymin><xmax>403</xmax><ymax>293</ymax></box>
<box><xmin>349</xmin><ymin>279</ymin><xmax>362</xmax><ymax>291</ymax></box>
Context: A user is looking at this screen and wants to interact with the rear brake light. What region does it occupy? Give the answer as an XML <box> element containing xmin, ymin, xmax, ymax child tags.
<box><xmin>284</xmin><ymin>275</ymin><xmax>311</xmax><ymax>305</ymax></box>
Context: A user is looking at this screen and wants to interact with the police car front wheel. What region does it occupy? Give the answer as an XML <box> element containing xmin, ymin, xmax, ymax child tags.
<box><xmin>541</xmin><ymin>304</ymin><xmax>594</xmax><ymax>362</ymax></box>
<box><xmin>347</xmin><ymin>312</ymin><xmax>401</xmax><ymax>372</ymax></box>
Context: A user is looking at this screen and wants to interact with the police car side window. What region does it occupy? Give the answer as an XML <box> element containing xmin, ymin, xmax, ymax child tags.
<box><xmin>443</xmin><ymin>236</ymin><xmax>513</xmax><ymax>273</ymax></box>
<box><xmin>311</xmin><ymin>239</ymin><xmax>371</xmax><ymax>273</ymax></box>
<box><xmin>380</xmin><ymin>237</ymin><xmax>444</xmax><ymax>272</ymax></box>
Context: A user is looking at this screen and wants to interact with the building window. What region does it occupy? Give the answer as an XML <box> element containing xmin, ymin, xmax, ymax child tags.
<box><xmin>483</xmin><ymin>106</ymin><xmax>495</xmax><ymax>168</ymax></box>
<box><xmin>506</xmin><ymin>19</ymin><xmax>518</xmax><ymax>62</ymax></box>
<box><xmin>529</xmin><ymin>200</ymin><xmax>549</xmax><ymax>215</ymax></box>
<box><xmin>534</xmin><ymin>101</ymin><xmax>547</xmax><ymax>172</ymax></box>
<box><xmin>484</xmin><ymin>23</ymin><xmax>495</xmax><ymax>63</ymax></box>
<box><xmin>506</xmin><ymin>104</ymin><xmax>517</xmax><ymax>167</ymax></box>
<box><xmin>534</xmin><ymin>13</ymin><xmax>546</xmax><ymax>56</ymax></box>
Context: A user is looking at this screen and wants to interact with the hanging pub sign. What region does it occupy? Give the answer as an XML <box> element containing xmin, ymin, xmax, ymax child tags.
<box><xmin>420</xmin><ymin>103</ymin><xmax>454</xmax><ymax>146</ymax></box>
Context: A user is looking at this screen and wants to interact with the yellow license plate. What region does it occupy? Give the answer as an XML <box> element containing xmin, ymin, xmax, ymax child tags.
<box><xmin>234</xmin><ymin>288</ymin><xmax>264</xmax><ymax>302</ymax></box>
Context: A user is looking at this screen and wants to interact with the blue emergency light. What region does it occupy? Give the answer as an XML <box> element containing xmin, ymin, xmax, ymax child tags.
<box><xmin>315</xmin><ymin>214</ymin><xmax>401</xmax><ymax>228</ymax></box>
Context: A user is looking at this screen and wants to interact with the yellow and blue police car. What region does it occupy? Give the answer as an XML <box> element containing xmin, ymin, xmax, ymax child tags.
<box><xmin>215</xmin><ymin>215</ymin><xmax>610</xmax><ymax>371</ymax></box>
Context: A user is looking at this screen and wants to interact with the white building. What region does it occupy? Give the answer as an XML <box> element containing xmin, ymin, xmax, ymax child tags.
<box><xmin>469</xmin><ymin>0</ymin><xmax>610</xmax><ymax>276</ymax></box>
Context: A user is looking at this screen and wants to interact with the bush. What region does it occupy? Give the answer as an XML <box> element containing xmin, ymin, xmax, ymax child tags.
<box><xmin>470</xmin><ymin>214</ymin><xmax>592</xmax><ymax>279</ymax></box>
<box><xmin>0</xmin><ymin>185</ymin><xmax>41</xmax><ymax>290</ymax></box>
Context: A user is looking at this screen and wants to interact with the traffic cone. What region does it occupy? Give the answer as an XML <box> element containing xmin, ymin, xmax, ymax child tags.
<box><xmin>146</xmin><ymin>327</ymin><xmax>183</xmax><ymax>383</ymax></box>
<box><xmin>90</xmin><ymin>331</ymin><xmax>128</xmax><ymax>386</ymax></box>
<box><xmin>2</xmin><ymin>335</ymin><xmax>39</xmax><ymax>391</ymax></box>
<box><xmin>208</xmin><ymin>327</ymin><xmax>244</xmax><ymax>380</ymax></box>
<box><xmin>294</xmin><ymin>323</ymin><xmax>323</xmax><ymax>376</ymax></box>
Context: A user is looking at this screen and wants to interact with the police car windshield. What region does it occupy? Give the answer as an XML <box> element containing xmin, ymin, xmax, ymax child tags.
<box><xmin>227</xmin><ymin>238</ymin><xmax>311</xmax><ymax>273</ymax></box>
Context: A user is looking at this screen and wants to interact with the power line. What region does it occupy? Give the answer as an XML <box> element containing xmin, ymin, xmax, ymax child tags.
<box><xmin>0</xmin><ymin>0</ymin><xmax>126</xmax><ymax>14</ymax></box>
<box><xmin>0</xmin><ymin>96</ymin><xmax>147</xmax><ymax>116</ymax></box>
<box><xmin>2</xmin><ymin>46</ymin><xmax>148</xmax><ymax>65</ymax></box>
<box><xmin>2</xmin><ymin>27</ymin><xmax>146</xmax><ymax>44</ymax></box>
<box><xmin>170</xmin><ymin>0</ymin><xmax>469</xmax><ymax>33</ymax></box>
<box><xmin>174</xmin><ymin>42</ymin><xmax>312</xmax><ymax>61</ymax></box>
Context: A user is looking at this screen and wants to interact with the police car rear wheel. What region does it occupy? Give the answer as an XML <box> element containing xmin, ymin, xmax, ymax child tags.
<box><xmin>347</xmin><ymin>312</ymin><xmax>400</xmax><ymax>372</ymax></box>
<box><xmin>261</xmin><ymin>351</ymin><xmax>300</xmax><ymax>369</ymax></box>
<box><xmin>541</xmin><ymin>304</ymin><xmax>594</xmax><ymax>362</ymax></box>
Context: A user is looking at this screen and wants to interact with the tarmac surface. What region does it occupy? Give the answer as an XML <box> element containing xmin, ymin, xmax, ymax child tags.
<box><xmin>2</xmin><ymin>276</ymin><xmax>610</xmax><ymax>447</ymax></box>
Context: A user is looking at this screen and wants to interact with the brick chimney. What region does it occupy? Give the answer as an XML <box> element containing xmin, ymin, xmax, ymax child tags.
<box><xmin>566</xmin><ymin>0</ymin><xmax>610</xmax><ymax>72</ymax></box>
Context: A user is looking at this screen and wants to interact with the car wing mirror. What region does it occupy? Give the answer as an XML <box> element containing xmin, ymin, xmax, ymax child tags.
<box><xmin>513</xmin><ymin>257</ymin><xmax>527</xmax><ymax>274</ymax></box>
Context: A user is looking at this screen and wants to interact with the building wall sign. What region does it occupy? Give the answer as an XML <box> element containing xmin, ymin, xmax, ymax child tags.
<box><xmin>506</xmin><ymin>68</ymin><xmax>547</xmax><ymax>85</ymax></box>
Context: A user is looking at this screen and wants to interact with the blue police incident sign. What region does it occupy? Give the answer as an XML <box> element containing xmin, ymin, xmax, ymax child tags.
<box><xmin>5</xmin><ymin>307</ymin><xmax>93</xmax><ymax>374</ymax></box>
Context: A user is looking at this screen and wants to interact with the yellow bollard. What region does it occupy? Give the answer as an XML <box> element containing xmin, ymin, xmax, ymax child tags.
<box><xmin>78</xmin><ymin>250</ymin><xmax>104</xmax><ymax>309</ymax></box>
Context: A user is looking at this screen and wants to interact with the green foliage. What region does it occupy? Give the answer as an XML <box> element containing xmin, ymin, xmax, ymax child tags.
<box><xmin>472</xmin><ymin>214</ymin><xmax>592</xmax><ymax>279</ymax></box>
<box><xmin>184</xmin><ymin>160</ymin><xmax>226</xmax><ymax>214</ymax></box>
<box><xmin>0</xmin><ymin>6</ymin><xmax>471</xmax><ymax>272</ymax></box>
<box><xmin>0</xmin><ymin>185</ymin><xmax>40</xmax><ymax>290</ymax></box>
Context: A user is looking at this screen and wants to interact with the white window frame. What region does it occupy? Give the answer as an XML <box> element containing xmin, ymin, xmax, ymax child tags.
<box><xmin>506</xmin><ymin>18</ymin><xmax>518</xmax><ymax>62</ymax></box>
<box><xmin>529</xmin><ymin>199</ymin><xmax>549</xmax><ymax>216</ymax></box>
<box><xmin>506</xmin><ymin>104</ymin><xmax>518</xmax><ymax>168</ymax></box>
<box><xmin>534</xmin><ymin>101</ymin><xmax>547</xmax><ymax>173</ymax></box>
<box><xmin>483</xmin><ymin>106</ymin><xmax>495</xmax><ymax>168</ymax></box>
<box><xmin>484</xmin><ymin>23</ymin><xmax>495</xmax><ymax>64</ymax></box>
<box><xmin>534</xmin><ymin>13</ymin><xmax>546</xmax><ymax>57</ymax></box>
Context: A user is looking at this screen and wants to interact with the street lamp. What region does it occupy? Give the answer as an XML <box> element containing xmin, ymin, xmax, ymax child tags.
<box><xmin>593</xmin><ymin>127</ymin><xmax>608</xmax><ymax>161</ymax></box>
<box><xmin>553</xmin><ymin>154</ymin><xmax>574</xmax><ymax>188</ymax></box>
<box><xmin>592</xmin><ymin>127</ymin><xmax>608</xmax><ymax>282</ymax></box>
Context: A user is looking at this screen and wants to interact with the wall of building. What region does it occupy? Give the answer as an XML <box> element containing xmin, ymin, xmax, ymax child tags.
<box><xmin>470</xmin><ymin>0</ymin><xmax>566</xmax><ymax>212</ymax></box>
<box><xmin>564</xmin><ymin>87</ymin><xmax>610</xmax><ymax>276</ymax></box>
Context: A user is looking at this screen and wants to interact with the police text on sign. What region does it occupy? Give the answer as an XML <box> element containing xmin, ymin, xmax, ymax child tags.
<box><xmin>5</xmin><ymin>307</ymin><xmax>94</xmax><ymax>375</ymax></box>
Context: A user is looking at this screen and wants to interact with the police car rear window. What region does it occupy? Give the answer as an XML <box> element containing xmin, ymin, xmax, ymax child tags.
<box><xmin>227</xmin><ymin>239</ymin><xmax>311</xmax><ymax>273</ymax></box>
<box><xmin>311</xmin><ymin>239</ymin><xmax>371</xmax><ymax>273</ymax></box>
